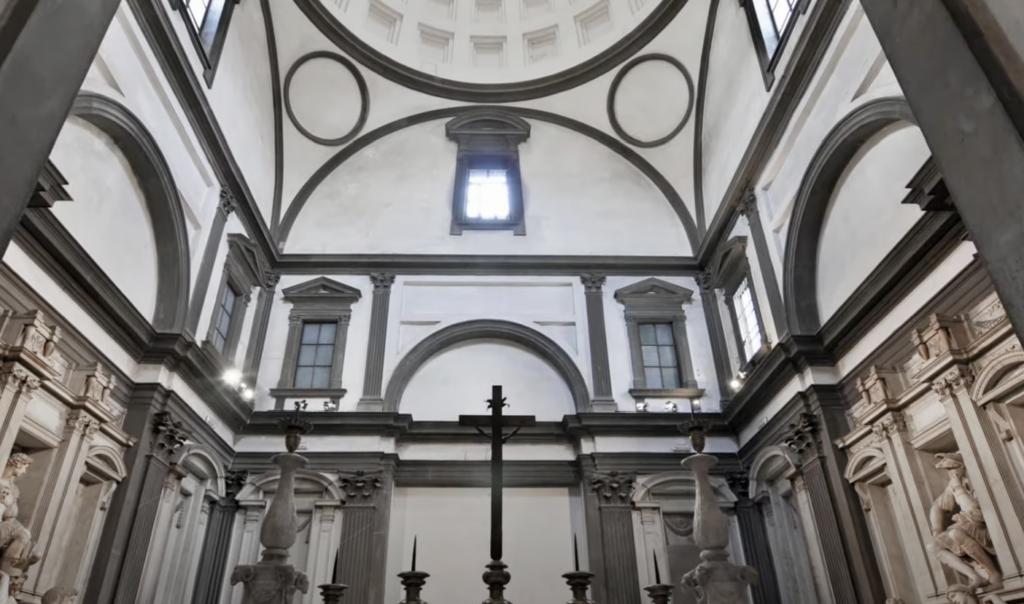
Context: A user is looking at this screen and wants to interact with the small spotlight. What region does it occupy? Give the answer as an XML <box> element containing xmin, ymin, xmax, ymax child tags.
<box><xmin>636</xmin><ymin>401</ymin><xmax>649</xmax><ymax>412</ymax></box>
<box><xmin>729</xmin><ymin>378</ymin><xmax>742</xmax><ymax>391</ymax></box>
<box><xmin>240</xmin><ymin>388</ymin><xmax>255</xmax><ymax>401</ymax></box>
<box><xmin>664</xmin><ymin>401</ymin><xmax>678</xmax><ymax>412</ymax></box>
<box><xmin>223</xmin><ymin>368</ymin><xmax>242</xmax><ymax>386</ymax></box>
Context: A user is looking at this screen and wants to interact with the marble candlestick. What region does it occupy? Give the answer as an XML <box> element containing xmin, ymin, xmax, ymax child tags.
<box><xmin>680</xmin><ymin>453</ymin><xmax>759</xmax><ymax>604</ymax></box>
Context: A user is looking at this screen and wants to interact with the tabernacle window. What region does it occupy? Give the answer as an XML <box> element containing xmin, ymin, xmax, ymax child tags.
<box><xmin>730</xmin><ymin>278</ymin><xmax>764</xmax><ymax>364</ymax></box>
<box><xmin>295</xmin><ymin>322</ymin><xmax>337</xmax><ymax>389</ymax></box>
<box><xmin>446</xmin><ymin>110</ymin><xmax>530</xmax><ymax>235</ymax></box>
<box><xmin>742</xmin><ymin>0</ymin><xmax>804</xmax><ymax>89</ymax></box>
<box><xmin>174</xmin><ymin>0</ymin><xmax>239</xmax><ymax>86</ymax></box>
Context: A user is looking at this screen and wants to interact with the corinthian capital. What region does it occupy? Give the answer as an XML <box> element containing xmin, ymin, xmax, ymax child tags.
<box><xmin>580</xmin><ymin>275</ymin><xmax>606</xmax><ymax>293</ymax></box>
<box><xmin>369</xmin><ymin>273</ymin><xmax>396</xmax><ymax>292</ymax></box>
<box><xmin>590</xmin><ymin>471</ymin><xmax>636</xmax><ymax>506</ymax></box>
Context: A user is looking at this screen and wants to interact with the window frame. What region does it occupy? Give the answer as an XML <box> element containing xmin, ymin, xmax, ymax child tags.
<box><xmin>739</xmin><ymin>0</ymin><xmax>808</xmax><ymax>90</ymax></box>
<box><xmin>271</xmin><ymin>277</ymin><xmax>362</xmax><ymax>409</ymax></box>
<box><xmin>293</xmin><ymin>321</ymin><xmax>340</xmax><ymax>390</ymax></box>
<box><xmin>614</xmin><ymin>278</ymin><xmax>704</xmax><ymax>400</ymax></box>
<box><xmin>211</xmin><ymin>281</ymin><xmax>242</xmax><ymax>355</ymax></box>
<box><xmin>204</xmin><ymin>235</ymin><xmax>266</xmax><ymax>364</ymax></box>
<box><xmin>637</xmin><ymin>322</ymin><xmax>684</xmax><ymax>390</ymax></box>
<box><xmin>723</xmin><ymin>266</ymin><xmax>768</xmax><ymax>371</ymax></box>
<box><xmin>172</xmin><ymin>0</ymin><xmax>239</xmax><ymax>87</ymax></box>
<box><xmin>446</xmin><ymin>110</ymin><xmax>530</xmax><ymax>236</ymax></box>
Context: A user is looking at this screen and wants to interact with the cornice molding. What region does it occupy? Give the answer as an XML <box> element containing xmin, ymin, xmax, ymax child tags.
<box><xmin>276</xmin><ymin>254</ymin><xmax>700</xmax><ymax>275</ymax></box>
<box><xmin>291</xmin><ymin>0</ymin><xmax>689</xmax><ymax>103</ymax></box>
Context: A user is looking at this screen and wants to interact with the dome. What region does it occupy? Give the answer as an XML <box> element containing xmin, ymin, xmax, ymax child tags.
<box><xmin>297</xmin><ymin>0</ymin><xmax>682</xmax><ymax>100</ymax></box>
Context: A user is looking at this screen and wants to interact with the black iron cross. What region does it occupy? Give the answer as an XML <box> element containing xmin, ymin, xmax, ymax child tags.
<box><xmin>458</xmin><ymin>385</ymin><xmax>536</xmax><ymax>562</ymax></box>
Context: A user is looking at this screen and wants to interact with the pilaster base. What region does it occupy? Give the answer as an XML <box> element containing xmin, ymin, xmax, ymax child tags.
<box><xmin>356</xmin><ymin>398</ymin><xmax>384</xmax><ymax>412</ymax></box>
<box><xmin>231</xmin><ymin>562</ymin><xmax>309</xmax><ymax>604</ymax></box>
<box><xmin>590</xmin><ymin>399</ymin><xmax>619</xmax><ymax>413</ymax></box>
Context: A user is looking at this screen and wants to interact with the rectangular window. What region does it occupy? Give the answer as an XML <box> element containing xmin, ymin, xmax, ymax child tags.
<box><xmin>743</xmin><ymin>0</ymin><xmax>800</xmax><ymax>87</ymax></box>
<box><xmin>175</xmin><ymin>0</ymin><xmax>236</xmax><ymax>85</ymax></box>
<box><xmin>212</xmin><ymin>285</ymin><xmax>237</xmax><ymax>354</ymax></box>
<box><xmin>185</xmin><ymin>0</ymin><xmax>211</xmax><ymax>34</ymax></box>
<box><xmin>732</xmin><ymin>279</ymin><xmax>764</xmax><ymax>362</ymax></box>
<box><xmin>466</xmin><ymin>169</ymin><xmax>510</xmax><ymax>220</ymax></box>
<box><xmin>294</xmin><ymin>322</ymin><xmax>337</xmax><ymax>389</ymax></box>
<box><xmin>639</xmin><ymin>323</ymin><xmax>680</xmax><ymax>389</ymax></box>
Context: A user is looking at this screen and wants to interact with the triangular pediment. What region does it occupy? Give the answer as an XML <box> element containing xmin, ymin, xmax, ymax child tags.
<box><xmin>282</xmin><ymin>277</ymin><xmax>362</xmax><ymax>303</ymax></box>
<box><xmin>614</xmin><ymin>278</ymin><xmax>694</xmax><ymax>304</ymax></box>
<box><xmin>227</xmin><ymin>234</ymin><xmax>270</xmax><ymax>287</ymax></box>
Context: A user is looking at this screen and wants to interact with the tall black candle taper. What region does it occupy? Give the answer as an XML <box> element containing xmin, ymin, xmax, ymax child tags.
<box><xmin>573</xmin><ymin>534</ymin><xmax>580</xmax><ymax>572</ymax></box>
<box><xmin>398</xmin><ymin>536</ymin><xmax>429</xmax><ymax>604</ymax></box>
<box><xmin>412</xmin><ymin>536</ymin><xmax>417</xmax><ymax>572</ymax></box>
<box><xmin>653</xmin><ymin>550</ymin><xmax>661</xmax><ymax>585</ymax></box>
<box><xmin>643</xmin><ymin>550</ymin><xmax>672</xmax><ymax>604</ymax></box>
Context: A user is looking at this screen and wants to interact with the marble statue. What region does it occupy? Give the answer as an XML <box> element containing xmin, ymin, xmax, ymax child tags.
<box><xmin>41</xmin><ymin>587</ymin><xmax>78</xmax><ymax>604</ymax></box>
<box><xmin>929</xmin><ymin>452</ymin><xmax>1002</xmax><ymax>603</ymax></box>
<box><xmin>0</xmin><ymin>454</ymin><xmax>39</xmax><ymax>600</ymax></box>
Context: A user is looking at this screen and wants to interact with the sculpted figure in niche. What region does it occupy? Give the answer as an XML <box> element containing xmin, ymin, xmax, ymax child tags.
<box><xmin>0</xmin><ymin>454</ymin><xmax>40</xmax><ymax>599</ymax></box>
<box><xmin>929</xmin><ymin>452</ymin><xmax>1002</xmax><ymax>602</ymax></box>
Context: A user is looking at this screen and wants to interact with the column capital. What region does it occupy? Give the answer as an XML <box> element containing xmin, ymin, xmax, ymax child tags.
<box><xmin>369</xmin><ymin>273</ymin><xmax>396</xmax><ymax>292</ymax></box>
<box><xmin>580</xmin><ymin>274</ymin><xmax>606</xmax><ymax>293</ymax></box>
<box><xmin>782</xmin><ymin>412</ymin><xmax>821</xmax><ymax>463</ymax></box>
<box><xmin>263</xmin><ymin>269</ymin><xmax>281</xmax><ymax>292</ymax></box>
<box><xmin>697</xmin><ymin>270</ymin><xmax>715</xmax><ymax>293</ymax></box>
<box><xmin>930</xmin><ymin>365</ymin><xmax>975</xmax><ymax>398</ymax></box>
<box><xmin>218</xmin><ymin>189</ymin><xmax>237</xmax><ymax>216</ymax></box>
<box><xmin>0</xmin><ymin>363</ymin><xmax>40</xmax><ymax>394</ymax></box>
<box><xmin>225</xmin><ymin>470</ymin><xmax>249</xmax><ymax>500</ymax></box>
<box><xmin>338</xmin><ymin>469</ymin><xmax>384</xmax><ymax>505</ymax></box>
<box><xmin>152</xmin><ymin>411</ymin><xmax>190</xmax><ymax>461</ymax></box>
<box><xmin>871</xmin><ymin>411</ymin><xmax>907</xmax><ymax>439</ymax></box>
<box><xmin>589</xmin><ymin>471</ymin><xmax>637</xmax><ymax>507</ymax></box>
<box><xmin>739</xmin><ymin>187</ymin><xmax>759</xmax><ymax>218</ymax></box>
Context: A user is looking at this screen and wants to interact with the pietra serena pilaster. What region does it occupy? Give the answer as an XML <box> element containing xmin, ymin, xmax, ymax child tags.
<box><xmin>581</xmin><ymin>275</ymin><xmax>617</xmax><ymax>411</ymax></box>
<box><xmin>191</xmin><ymin>471</ymin><xmax>249</xmax><ymax>604</ymax></box>
<box><xmin>585</xmin><ymin>470</ymin><xmax>641</xmax><ymax>604</ymax></box>
<box><xmin>335</xmin><ymin>464</ymin><xmax>395</xmax><ymax>604</ymax></box>
<box><xmin>728</xmin><ymin>474</ymin><xmax>781</xmax><ymax>604</ymax></box>
<box><xmin>358</xmin><ymin>274</ymin><xmax>396</xmax><ymax>411</ymax></box>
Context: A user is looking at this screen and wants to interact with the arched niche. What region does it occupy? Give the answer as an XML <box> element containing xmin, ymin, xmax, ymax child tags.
<box><xmin>383</xmin><ymin>319</ymin><xmax>591</xmax><ymax>414</ymax></box>
<box><xmin>782</xmin><ymin>97</ymin><xmax>919</xmax><ymax>335</ymax></box>
<box><xmin>57</xmin><ymin>92</ymin><xmax>191</xmax><ymax>333</ymax></box>
<box><xmin>279</xmin><ymin>106</ymin><xmax>698</xmax><ymax>253</ymax></box>
<box><xmin>172</xmin><ymin>443</ymin><xmax>228</xmax><ymax>497</ymax></box>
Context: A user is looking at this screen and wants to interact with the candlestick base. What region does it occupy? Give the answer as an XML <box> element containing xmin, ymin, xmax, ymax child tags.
<box><xmin>562</xmin><ymin>571</ymin><xmax>595</xmax><ymax>604</ymax></box>
<box><xmin>398</xmin><ymin>570</ymin><xmax>430</xmax><ymax>604</ymax></box>
<box><xmin>482</xmin><ymin>560</ymin><xmax>512</xmax><ymax>604</ymax></box>
<box><xmin>319</xmin><ymin>583</ymin><xmax>348</xmax><ymax>604</ymax></box>
<box><xmin>643</xmin><ymin>584</ymin><xmax>673</xmax><ymax>604</ymax></box>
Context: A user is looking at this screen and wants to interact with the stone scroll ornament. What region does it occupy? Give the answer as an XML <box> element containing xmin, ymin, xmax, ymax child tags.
<box><xmin>0</xmin><ymin>453</ymin><xmax>41</xmax><ymax>603</ymax></box>
<box><xmin>929</xmin><ymin>452</ymin><xmax>1002</xmax><ymax>604</ymax></box>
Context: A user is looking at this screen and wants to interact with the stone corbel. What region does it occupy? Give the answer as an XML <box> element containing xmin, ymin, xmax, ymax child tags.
<box><xmin>852</xmin><ymin>366</ymin><xmax>905</xmax><ymax>426</ymax></box>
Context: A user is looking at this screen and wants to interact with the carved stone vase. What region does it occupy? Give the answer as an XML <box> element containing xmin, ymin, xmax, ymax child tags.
<box><xmin>680</xmin><ymin>453</ymin><xmax>758</xmax><ymax>604</ymax></box>
<box><xmin>231</xmin><ymin>451</ymin><xmax>310</xmax><ymax>603</ymax></box>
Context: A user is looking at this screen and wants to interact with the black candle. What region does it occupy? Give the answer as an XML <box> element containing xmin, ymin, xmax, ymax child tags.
<box><xmin>412</xmin><ymin>536</ymin><xmax>417</xmax><ymax>572</ymax></box>
<box><xmin>332</xmin><ymin>550</ymin><xmax>339</xmax><ymax>584</ymax></box>
<box><xmin>653</xmin><ymin>550</ymin><xmax>661</xmax><ymax>585</ymax></box>
<box><xmin>573</xmin><ymin>534</ymin><xmax>579</xmax><ymax>572</ymax></box>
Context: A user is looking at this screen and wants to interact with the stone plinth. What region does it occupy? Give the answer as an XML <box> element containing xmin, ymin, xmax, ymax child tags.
<box><xmin>680</xmin><ymin>454</ymin><xmax>758</xmax><ymax>604</ymax></box>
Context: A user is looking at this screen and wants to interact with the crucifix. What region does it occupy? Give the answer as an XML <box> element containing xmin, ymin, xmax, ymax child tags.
<box><xmin>459</xmin><ymin>385</ymin><xmax>536</xmax><ymax>604</ymax></box>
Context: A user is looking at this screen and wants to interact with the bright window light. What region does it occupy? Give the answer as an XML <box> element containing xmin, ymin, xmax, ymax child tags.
<box><xmin>466</xmin><ymin>169</ymin><xmax>510</xmax><ymax>220</ymax></box>
<box><xmin>733</xmin><ymin>279</ymin><xmax>763</xmax><ymax>361</ymax></box>
<box><xmin>185</xmin><ymin>0</ymin><xmax>211</xmax><ymax>32</ymax></box>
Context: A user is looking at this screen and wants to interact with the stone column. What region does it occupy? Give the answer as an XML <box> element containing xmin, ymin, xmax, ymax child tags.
<box><xmin>187</xmin><ymin>191</ymin><xmax>236</xmax><ymax>336</ymax></box>
<box><xmin>738</xmin><ymin>190</ymin><xmax>787</xmax><ymax>337</ymax></box>
<box><xmin>932</xmin><ymin>365</ymin><xmax>1024</xmax><ymax>578</ymax></box>
<box><xmin>84</xmin><ymin>393</ymin><xmax>191</xmax><ymax>604</ymax></box>
<box><xmin>782</xmin><ymin>403</ymin><xmax>885</xmax><ymax>604</ymax></box>
<box><xmin>0</xmin><ymin>0</ymin><xmax>122</xmax><ymax>257</ymax></box>
<box><xmin>28</xmin><ymin>409</ymin><xmax>100</xmax><ymax>593</ymax></box>
<box><xmin>335</xmin><ymin>464</ymin><xmax>394</xmax><ymax>604</ymax></box>
<box><xmin>358</xmin><ymin>274</ymin><xmax>395</xmax><ymax>411</ymax></box>
<box><xmin>587</xmin><ymin>471</ymin><xmax>641</xmax><ymax>604</ymax></box>
<box><xmin>581</xmin><ymin>275</ymin><xmax>615</xmax><ymax>412</ymax></box>
<box><xmin>728</xmin><ymin>475</ymin><xmax>781</xmax><ymax>604</ymax></box>
<box><xmin>859</xmin><ymin>0</ymin><xmax>1024</xmax><ymax>340</ymax></box>
<box><xmin>191</xmin><ymin>471</ymin><xmax>248</xmax><ymax>604</ymax></box>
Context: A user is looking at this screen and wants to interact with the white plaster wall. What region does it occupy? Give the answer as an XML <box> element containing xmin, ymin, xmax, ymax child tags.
<box><xmin>402</xmin><ymin>340</ymin><xmax>576</xmax><ymax>420</ymax></box>
<box><xmin>815</xmin><ymin>124</ymin><xmax>929</xmax><ymax>322</ymax></box>
<box><xmin>385</xmin><ymin>488</ymin><xmax>574</xmax><ymax>604</ymax></box>
<box><xmin>254</xmin><ymin>274</ymin><xmax>373</xmax><ymax>411</ymax></box>
<box><xmin>167</xmin><ymin>0</ymin><xmax>277</xmax><ymax>223</ymax></box>
<box><xmin>285</xmin><ymin>120</ymin><xmax>691</xmax><ymax>255</ymax></box>
<box><xmin>50</xmin><ymin>117</ymin><xmax>160</xmax><ymax>321</ymax></box>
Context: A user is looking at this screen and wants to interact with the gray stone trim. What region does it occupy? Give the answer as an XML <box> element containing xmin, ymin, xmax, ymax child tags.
<box><xmin>397</xmin><ymin>460</ymin><xmax>578</xmax><ymax>487</ymax></box>
<box><xmin>739</xmin><ymin>0</ymin><xmax>806</xmax><ymax>90</ymax></box>
<box><xmin>698</xmin><ymin>273</ymin><xmax>735</xmax><ymax>404</ymax></box>
<box><xmin>738</xmin><ymin>192</ymin><xmax>788</xmax><ymax>337</ymax></box>
<box><xmin>733</xmin><ymin>495</ymin><xmax>782</xmax><ymax>604</ymax></box>
<box><xmin>30</xmin><ymin>160</ymin><xmax>72</xmax><ymax>208</ymax></box>
<box><xmin>697</xmin><ymin>0</ymin><xmax>851</xmax><ymax>265</ymax></box>
<box><xmin>446</xmin><ymin>110</ymin><xmax>530</xmax><ymax>236</ymax></box>
<box><xmin>277</xmin><ymin>106</ymin><xmax>698</xmax><ymax>249</ymax></box>
<box><xmin>357</xmin><ymin>273</ymin><xmax>394</xmax><ymax>411</ymax></box>
<box><xmin>335</xmin><ymin>462</ymin><xmax>394</xmax><ymax>604</ymax></box>
<box><xmin>581</xmin><ymin>275</ymin><xmax>616</xmax><ymax>411</ymax></box>
<box><xmin>692</xmin><ymin>0</ymin><xmax>720</xmax><ymax>235</ymax></box>
<box><xmin>607</xmin><ymin>54</ymin><xmax>695</xmax><ymax>148</ymax></box>
<box><xmin>275</xmin><ymin>277</ymin><xmax>361</xmax><ymax>409</ymax></box>
<box><xmin>585</xmin><ymin>468</ymin><xmax>641</xmax><ymax>604</ymax></box>
<box><xmin>125</xmin><ymin>0</ymin><xmax>278</xmax><ymax>263</ymax></box>
<box><xmin>187</xmin><ymin>191</ymin><xmax>234</xmax><ymax>336</ymax></box>
<box><xmin>783</xmin><ymin>97</ymin><xmax>916</xmax><ymax>335</ymax></box>
<box><xmin>614</xmin><ymin>278</ymin><xmax>699</xmax><ymax>394</ymax></box>
<box><xmin>242</xmin><ymin>269</ymin><xmax>280</xmax><ymax>388</ymax></box>
<box><xmin>0</xmin><ymin>0</ymin><xmax>121</xmax><ymax>261</ymax></box>
<box><xmin>284</xmin><ymin>52</ymin><xmax>369</xmax><ymax>146</ymax></box>
<box><xmin>277</xmin><ymin>254</ymin><xmax>701</xmax><ymax>276</ymax></box>
<box><xmin>260</xmin><ymin>0</ymin><xmax>285</xmax><ymax>235</ymax></box>
<box><xmin>168</xmin><ymin>0</ymin><xmax>238</xmax><ymax>86</ymax></box>
<box><xmin>382</xmin><ymin>319</ymin><xmax>592</xmax><ymax>413</ymax></box>
<box><xmin>69</xmin><ymin>92</ymin><xmax>191</xmax><ymax>333</ymax></box>
<box><xmin>190</xmin><ymin>493</ymin><xmax>240</xmax><ymax>603</ymax></box>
